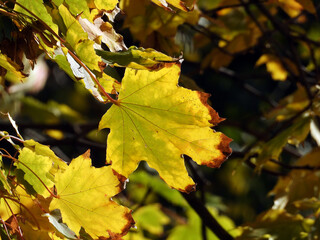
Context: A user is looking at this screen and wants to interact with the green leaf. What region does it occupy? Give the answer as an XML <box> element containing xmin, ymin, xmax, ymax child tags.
<box><xmin>64</xmin><ymin>0</ymin><xmax>90</xmax><ymax>18</ymax></box>
<box><xmin>0</xmin><ymin>186</ymin><xmax>34</xmax><ymax>221</ymax></box>
<box><xmin>0</xmin><ymin>156</ymin><xmax>11</xmax><ymax>194</ymax></box>
<box><xmin>133</xmin><ymin>204</ymin><xmax>170</xmax><ymax>235</ymax></box>
<box><xmin>23</xmin><ymin>139</ymin><xmax>67</xmax><ymax>177</ymax></box>
<box><xmin>130</xmin><ymin>171</ymin><xmax>188</xmax><ymax>207</ymax></box>
<box><xmin>16</xmin><ymin>147</ymin><xmax>55</xmax><ymax>197</ymax></box>
<box><xmin>168</xmin><ymin>207</ymin><xmax>237</xmax><ymax>240</ymax></box>
<box><xmin>58</xmin><ymin>5</ymin><xmax>88</xmax><ymax>50</ymax></box>
<box><xmin>99</xmin><ymin>64</ymin><xmax>232</xmax><ymax>192</ymax></box>
<box><xmin>49</xmin><ymin>150</ymin><xmax>134</xmax><ymax>238</ymax></box>
<box><xmin>96</xmin><ymin>46</ymin><xmax>178</xmax><ymax>70</ymax></box>
<box><xmin>14</xmin><ymin>0</ymin><xmax>58</xmax><ymax>34</ymax></box>
<box><xmin>94</xmin><ymin>0</ymin><xmax>118</xmax><ymax>11</ymax></box>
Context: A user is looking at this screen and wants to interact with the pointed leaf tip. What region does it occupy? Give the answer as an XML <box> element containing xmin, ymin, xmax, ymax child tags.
<box><xmin>49</xmin><ymin>151</ymin><xmax>134</xmax><ymax>238</ymax></box>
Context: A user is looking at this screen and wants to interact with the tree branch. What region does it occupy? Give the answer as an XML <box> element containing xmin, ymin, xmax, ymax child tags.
<box><xmin>181</xmin><ymin>192</ymin><xmax>234</xmax><ymax>240</ymax></box>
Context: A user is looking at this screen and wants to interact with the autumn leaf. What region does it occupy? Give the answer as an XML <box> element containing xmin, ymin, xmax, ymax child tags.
<box><xmin>49</xmin><ymin>150</ymin><xmax>134</xmax><ymax>239</ymax></box>
<box><xmin>256</xmin><ymin>54</ymin><xmax>298</xmax><ymax>81</ymax></box>
<box><xmin>99</xmin><ymin>64</ymin><xmax>232</xmax><ymax>192</ymax></box>
<box><xmin>0</xmin><ymin>186</ymin><xmax>34</xmax><ymax>221</ymax></box>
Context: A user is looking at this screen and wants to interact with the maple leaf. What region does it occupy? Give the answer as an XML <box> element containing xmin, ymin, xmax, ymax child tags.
<box><xmin>99</xmin><ymin>64</ymin><xmax>232</xmax><ymax>192</ymax></box>
<box><xmin>49</xmin><ymin>150</ymin><xmax>134</xmax><ymax>239</ymax></box>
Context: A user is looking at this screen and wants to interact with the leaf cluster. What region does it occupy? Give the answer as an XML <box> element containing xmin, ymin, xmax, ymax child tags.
<box><xmin>1</xmin><ymin>0</ymin><xmax>320</xmax><ymax>239</ymax></box>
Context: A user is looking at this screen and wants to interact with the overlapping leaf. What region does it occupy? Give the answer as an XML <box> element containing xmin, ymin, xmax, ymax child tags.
<box><xmin>120</xmin><ymin>0</ymin><xmax>199</xmax><ymax>54</ymax></box>
<box><xmin>14</xmin><ymin>0</ymin><xmax>59</xmax><ymax>34</ymax></box>
<box><xmin>99</xmin><ymin>64</ymin><xmax>232</xmax><ymax>192</ymax></box>
<box><xmin>49</xmin><ymin>150</ymin><xmax>134</xmax><ymax>239</ymax></box>
<box><xmin>0</xmin><ymin>53</ymin><xmax>26</xmax><ymax>82</ymax></box>
<box><xmin>96</xmin><ymin>46</ymin><xmax>179</xmax><ymax>70</ymax></box>
<box><xmin>236</xmin><ymin>209</ymin><xmax>313</xmax><ymax>239</ymax></box>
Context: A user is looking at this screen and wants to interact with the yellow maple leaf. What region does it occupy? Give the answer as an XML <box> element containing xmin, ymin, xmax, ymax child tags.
<box><xmin>99</xmin><ymin>64</ymin><xmax>232</xmax><ymax>192</ymax></box>
<box><xmin>49</xmin><ymin>150</ymin><xmax>134</xmax><ymax>239</ymax></box>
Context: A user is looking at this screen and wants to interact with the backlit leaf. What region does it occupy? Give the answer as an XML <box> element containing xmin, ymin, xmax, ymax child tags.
<box><xmin>133</xmin><ymin>204</ymin><xmax>170</xmax><ymax>235</ymax></box>
<box><xmin>23</xmin><ymin>139</ymin><xmax>67</xmax><ymax>177</ymax></box>
<box><xmin>96</xmin><ymin>46</ymin><xmax>178</xmax><ymax>70</ymax></box>
<box><xmin>256</xmin><ymin>54</ymin><xmax>287</xmax><ymax>81</ymax></box>
<box><xmin>0</xmin><ymin>186</ymin><xmax>34</xmax><ymax>221</ymax></box>
<box><xmin>49</xmin><ymin>150</ymin><xmax>134</xmax><ymax>239</ymax></box>
<box><xmin>99</xmin><ymin>64</ymin><xmax>232</xmax><ymax>192</ymax></box>
<box><xmin>16</xmin><ymin>147</ymin><xmax>54</xmax><ymax>197</ymax></box>
<box><xmin>0</xmin><ymin>53</ymin><xmax>26</xmax><ymax>82</ymax></box>
<box><xmin>57</xmin><ymin>5</ymin><xmax>119</xmax><ymax>101</ymax></box>
<box><xmin>14</xmin><ymin>0</ymin><xmax>59</xmax><ymax>34</ymax></box>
